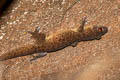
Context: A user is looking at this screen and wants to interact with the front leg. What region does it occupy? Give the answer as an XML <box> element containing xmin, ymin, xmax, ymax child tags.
<box><xmin>77</xmin><ymin>17</ymin><xmax>87</xmax><ymax>32</ymax></box>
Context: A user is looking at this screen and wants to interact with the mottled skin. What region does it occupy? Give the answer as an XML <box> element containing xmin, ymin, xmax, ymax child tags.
<box><xmin>0</xmin><ymin>18</ymin><xmax>108</xmax><ymax>61</ymax></box>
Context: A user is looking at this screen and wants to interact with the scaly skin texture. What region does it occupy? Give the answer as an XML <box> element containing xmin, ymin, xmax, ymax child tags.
<box><xmin>0</xmin><ymin>18</ymin><xmax>108</xmax><ymax>61</ymax></box>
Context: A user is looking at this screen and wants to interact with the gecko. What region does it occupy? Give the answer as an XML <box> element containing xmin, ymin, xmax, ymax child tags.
<box><xmin>0</xmin><ymin>18</ymin><xmax>108</xmax><ymax>61</ymax></box>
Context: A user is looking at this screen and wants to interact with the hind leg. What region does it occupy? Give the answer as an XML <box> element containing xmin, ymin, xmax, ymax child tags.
<box><xmin>30</xmin><ymin>52</ymin><xmax>47</xmax><ymax>61</ymax></box>
<box><xmin>27</xmin><ymin>26</ymin><xmax>46</xmax><ymax>42</ymax></box>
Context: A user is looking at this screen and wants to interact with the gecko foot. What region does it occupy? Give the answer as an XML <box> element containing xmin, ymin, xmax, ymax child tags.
<box><xmin>95</xmin><ymin>37</ymin><xmax>101</xmax><ymax>40</ymax></box>
<box><xmin>71</xmin><ymin>42</ymin><xmax>79</xmax><ymax>47</ymax></box>
<box><xmin>30</xmin><ymin>52</ymin><xmax>47</xmax><ymax>61</ymax></box>
<box><xmin>27</xmin><ymin>26</ymin><xmax>46</xmax><ymax>42</ymax></box>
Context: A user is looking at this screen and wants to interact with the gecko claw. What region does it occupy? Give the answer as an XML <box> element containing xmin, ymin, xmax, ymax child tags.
<box><xmin>27</xmin><ymin>26</ymin><xmax>46</xmax><ymax>42</ymax></box>
<box><xmin>82</xmin><ymin>16</ymin><xmax>87</xmax><ymax>23</ymax></box>
<box><xmin>27</xmin><ymin>26</ymin><xmax>41</xmax><ymax>35</ymax></box>
<box><xmin>35</xmin><ymin>26</ymin><xmax>41</xmax><ymax>33</ymax></box>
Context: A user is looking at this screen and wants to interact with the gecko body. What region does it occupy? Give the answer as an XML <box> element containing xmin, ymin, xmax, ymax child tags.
<box><xmin>0</xmin><ymin>18</ymin><xmax>108</xmax><ymax>61</ymax></box>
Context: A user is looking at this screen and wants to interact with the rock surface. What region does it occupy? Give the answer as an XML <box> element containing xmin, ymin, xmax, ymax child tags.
<box><xmin>0</xmin><ymin>0</ymin><xmax>120</xmax><ymax>80</ymax></box>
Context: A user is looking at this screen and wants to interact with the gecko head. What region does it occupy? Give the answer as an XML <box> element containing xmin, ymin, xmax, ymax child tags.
<box><xmin>92</xmin><ymin>26</ymin><xmax>108</xmax><ymax>39</ymax></box>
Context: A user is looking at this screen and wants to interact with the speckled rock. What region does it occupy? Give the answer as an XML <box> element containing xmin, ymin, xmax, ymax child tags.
<box><xmin>0</xmin><ymin>0</ymin><xmax>120</xmax><ymax>80</ymax></box>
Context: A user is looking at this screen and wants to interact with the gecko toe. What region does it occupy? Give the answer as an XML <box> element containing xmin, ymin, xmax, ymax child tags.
<box><xmin>35</xmin><ymin>26</ymin><xmax>41</xmax><ymax>33</ymax></box>
<box><xmin>30</xmin><ymin>52</ymin><xmax>47</xmax><ymax>61</ymax></box>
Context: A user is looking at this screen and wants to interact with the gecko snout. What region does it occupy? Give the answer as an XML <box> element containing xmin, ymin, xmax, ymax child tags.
<box><xmin>92</xmin><ymin>26</ymin><xmax>108</xmax><ymax>39</ymax></box>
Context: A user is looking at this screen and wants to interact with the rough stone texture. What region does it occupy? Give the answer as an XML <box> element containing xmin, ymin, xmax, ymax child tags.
<box><xmin>0</xmin><ymin>0</ymin><xmax>120</xmax><ymax>80</ymax></box>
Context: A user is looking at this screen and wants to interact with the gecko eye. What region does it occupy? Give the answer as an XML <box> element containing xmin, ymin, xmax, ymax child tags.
<box><xmin>98</xmin><ymin>27</ymin><xmax>103</xmax><ymax>32</ymax></box>
<box><xmin>93</xmin><ymin>26</ymin><xmax>108</xmax><ymax>36</ymax></box>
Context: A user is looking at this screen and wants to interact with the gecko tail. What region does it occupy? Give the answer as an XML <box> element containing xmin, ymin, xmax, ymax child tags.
<box><xmin>0</xmin><ymin>52</ymin><xmax>14</xmax><ymax>61</ymax></box>
<box><xmin>0</xmin><ymin>54</ymin><xmax>8</xmax><ymax>61</ymax></box>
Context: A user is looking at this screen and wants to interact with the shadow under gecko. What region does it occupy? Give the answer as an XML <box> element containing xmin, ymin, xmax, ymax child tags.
<box><xmin>0</xmin><ymin>18</ymin><xmax>108</xmax><ymax>61</ymax></box>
